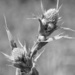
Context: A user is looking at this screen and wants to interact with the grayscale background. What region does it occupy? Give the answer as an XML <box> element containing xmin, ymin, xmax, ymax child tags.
<box><xmin>0</xmin><ymin>0</ymin><xmax>75</xmax><ymax>75</ymax></box>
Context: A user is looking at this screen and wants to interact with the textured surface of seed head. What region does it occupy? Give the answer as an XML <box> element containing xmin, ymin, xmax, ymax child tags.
<box><xmin>11</xmin><ymin>48</ymin><xmax>26</xmax><ymax>61</ymax></box>
<box><xmin>44</xmin><ymin>9</ymin><xmax>56</xmax><ymax>18</ymax></box>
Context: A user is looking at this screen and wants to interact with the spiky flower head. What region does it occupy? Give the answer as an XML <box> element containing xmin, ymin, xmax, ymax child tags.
<box><xmin>11</xmin><ymin>48</ymin><xmax>26</xmax><ymax>61</ymax></box>
<box><xmin>29</xmin><ymin>0</ymin><xmax>75</xmax><ymax>40</ymax></box>
<box><xmin>27</xmin><ymin>0</ymin><xmax>62</xmax><ymax>39</ymax></box>
<box><xmin>42</xmin><ymin>0</ymin><xmax>61</xmax><ymax>22</ymax></box>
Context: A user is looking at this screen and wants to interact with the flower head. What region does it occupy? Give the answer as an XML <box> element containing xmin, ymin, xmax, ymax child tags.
<box><xmin>11</xmin><ymin>48</ymin><xmax>26</xmax><ymax>61</ymax></box>
<box><xmin>27</xmin><ymin>0</ymin><xmax>62</xmax><ymax>39</ymax></box>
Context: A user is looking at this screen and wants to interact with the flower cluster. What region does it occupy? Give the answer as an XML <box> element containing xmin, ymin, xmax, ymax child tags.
<box><xmin>1</xmin><ymin>0</ymin><xmax>75</xmax><ymax>75</ymax></box>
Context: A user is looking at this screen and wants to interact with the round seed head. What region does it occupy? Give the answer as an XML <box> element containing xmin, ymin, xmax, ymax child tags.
<box><xmin>11</xmin><ymin>48</ymin><xmax>26</xmax><ymax>61</ymax></box>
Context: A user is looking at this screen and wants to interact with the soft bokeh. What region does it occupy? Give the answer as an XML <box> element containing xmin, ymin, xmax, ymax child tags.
<box><xmin>0</xmin><ymin>0</ymin><xmax>75</xmax><ymax>75</ymax></box>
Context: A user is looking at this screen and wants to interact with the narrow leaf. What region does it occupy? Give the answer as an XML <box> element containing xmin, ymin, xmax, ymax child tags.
<box><xmin>17</xmin><ymin>38</ymin><xmax>23</xmax><ymax>48</ymax></box>
<box><xmin>34</xmin><ymin>49</ymin><xmax>45</xmax><ymax>62</ymax></box>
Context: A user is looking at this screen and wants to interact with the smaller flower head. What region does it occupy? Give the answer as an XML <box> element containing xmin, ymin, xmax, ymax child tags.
<box><xmin>11</xmin><ymin>48</ymin><xmax>26</xmax><ymax>61</ymax></box>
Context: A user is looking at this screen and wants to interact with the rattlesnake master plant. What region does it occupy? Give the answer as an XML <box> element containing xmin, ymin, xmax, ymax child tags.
<box><xmin>1</xmin><ymin>0</ymin><xmax>75</xmax><ymax>75</ymax></box>
<box><xmin>2</xmin><ymin>16</ymin><xmax>75</xmax><ymax>75</ymax></box>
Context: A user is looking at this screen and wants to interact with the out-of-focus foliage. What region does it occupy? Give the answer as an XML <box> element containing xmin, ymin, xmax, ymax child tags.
<box><xmin>0</xmin><ymin>0</ymin><xmax>75</xmax><ymax>75</ymax></box>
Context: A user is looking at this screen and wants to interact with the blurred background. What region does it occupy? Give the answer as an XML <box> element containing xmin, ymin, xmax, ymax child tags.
<box><xmin>0</xmin><ymin>0</ymin><xmax>75</xmax><ymax>75</ymax></box>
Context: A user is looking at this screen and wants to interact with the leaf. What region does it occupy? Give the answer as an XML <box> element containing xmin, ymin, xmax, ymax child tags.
<box><xmin>3</xmin><ymin>14</ymin><xmax>13</xmax><ymax>42</ymax></box>
<box><xmin>34</xmin><ymin>49</ymin><xmax>45</xmax><ymax>62</ymax></box>
<box><xmin>40</xmin><ymin>0</ymin><xmax>45</xmax><ymax>13</ymax></box>
<box><xmin>61</xmin><ymin>35</ymin><xmax>75</xmax><ymax>39</ymax></box>
<box><xmin>23</xmin><ymin>41</ymin><xmax>27</xmax><ymax>54</ymax></box>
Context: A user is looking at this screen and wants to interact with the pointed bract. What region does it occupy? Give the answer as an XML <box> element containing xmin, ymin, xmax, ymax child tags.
<box><xmin>1</xmin><ymin>52</ymin><xmax>13</xmax><ymax>61</ymax></box>
<box><xmin>17</xmin><ymin>38</ymin><xmax>23</xmax><ymax>48</ymax></box>
<box><xmin>23</xmin><ymin>41</ymin><xmax>27</xmax><ymax>54</ymax></box>
<box><xmin>56</xmin><ymin>0</ymin><xmax>62</xmax><ymax>12</ymax></box>
<box><xmin>41</xmin><ymin>0</ymin><xmax>45</xmax><ymax>13</ymax></box>
<box><xmin>17</xmin><ymin>38</ymin><xmax>28</xmax><ymax>54</ymax></box>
